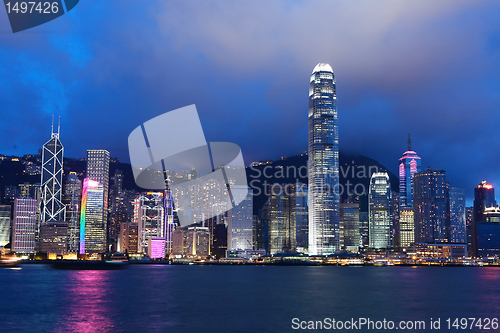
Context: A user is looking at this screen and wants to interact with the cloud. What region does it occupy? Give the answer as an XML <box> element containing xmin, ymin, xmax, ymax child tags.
<box><xmin>0</xmin><ymin>0</ymin><xmax>500</xmax><ymax>203</ymax></box>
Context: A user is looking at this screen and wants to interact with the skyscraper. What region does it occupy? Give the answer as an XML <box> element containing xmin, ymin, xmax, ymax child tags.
<box><xmin>228</xmin><ymin>187</ymin><xmax>253</xmax><ymax>251</ymax></box>
<box><xmin>478</xmin><ymin>207</ymin><xmax>500</xmax><ymax>257</ymax></box>
<box><xmin>0</xmin><ymin>205</ymin><xmax>11</xmax><ymax>247</ymax></box>
<box><xmin>399</xmin><ymin>208</ymin><xmax>415</xmax><ymax>247</ymax></box>
<box><xmin>474</xmin><ymin>181</ymin><xmax>498</xmax><ymax>257</ymax></box>
<box><xmin>79</xmin><ymin>179</ymin><xmax>105</xmax><ymax>254</ymax></box>
<box><xmin>40</xmin><ymin>120</ymin><xmax>65</xmax><ymax>224</ymax></box>
<box><xmin>86</xmin><ymin>150</ymin><xmax>110</xmax><ymax>250</ymax></box>
<box><xmin>12</xmin><ymin>198</ymin><xmax>37</xmax><ymax>253</ymax></box>
<box><xmin>449</xmin><ymin>187</ymin><xmax>466</xmax><ymax>244</ymax></box>
<box><xmin>398</xmin><ymin>134</ymin><xmax>421</xmax><ymax>208</ymax></box>
<box><xmin>369</xmin><ymin>173</ymin><xmax>392</xmax><ymax>249</ymax></box>
<box><xmin>340</xmin><ymin>202</ymin><xmax>360</xmax><ymax>251</ymax></box>
<box><xmin>164</xmin><ymin>189</ymin><xmax>175</xmax><ymax>255</ymax></box>
<box><xmin>134</xmin><ymin>192</ymin><xmax>165</xmax><ymax>255</ymax></box>
<box><xmin>63</xmin><ymin>172</ymin><xmax>81</xmax><ymax>253</ymax></box>
<box><xmin>308</xmin><ymin>63</ymin><xmax>339</xmax><ymax>255</ymax></box>
<box><xmin>413</xmin><ymin>168</ymin><xmax>449</xmax><ymax>244</ymax></box>
<box><xmin>268</xmin><ymin>183</ymin><xmax>307</xmax><ymax>254</ymax></box>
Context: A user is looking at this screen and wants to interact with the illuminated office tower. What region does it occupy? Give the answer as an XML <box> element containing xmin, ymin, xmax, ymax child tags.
<box><xmin>294</xmin><ymin>185</ymin><xmax>308</xmax><ymax>250</ymax></box>
<box><xmin>449</xmin><ymin>187</ymin><xmax>466</xmax><ymax>244</ymax></box>
<box><xmin>391</xmin><ymin>192</ymin><xmax>400</xmax><ymax>247</ymax></box>
<box><xmin>40</xmin><ymin>120</ymin><xmax>65</xmax><ymax>224</ymax></box>
<box><xmin>63</xmin><ymin>172</ymin><xmax>81</xmax><ymax>252</ymax></box>
<box><xmin>369</xmin><ymin>173</ymin><xmax>392</xmax><ymax>249</ymax></box>
<box><xmin>466</xmin><ymin>207</ymin><xmax>474</xmax><ymax>256</ymax></box>
<box><xmin>399</xmin><ymin>208</ymin><xmax>415</xmax><ymax>247</ymax></box>
<box><xmin>472</xmin><ymin>181</ymin><xmax>496</xmax><ymax>257</ymax></box>
<box><xmin>148</xmin><ymin>238</ymin><xmax>166</xmax><ymax>259</ymax></box>
<box><xmin>164</xmin><ymin>189</ymin><xmax>175</xmax><ymax>255</ymax></box>
<box><xmin>186</xmin><ymin>226</ymin><xmax>210</xmax><ymax>256</ymax></box>
<box><xmin>79</xmin><ymin>179</ymin><xmax>105</xmax><ymax>254</ymax></box>
<box><xmin>86</xmin><ymin>150</ymin><xmax>110</xmax><ymax>245</ymax></box>
<box><xmin>39</xmin><ymin>222</ymin><xmax>68</xmax><ymax>254</ymax></box>
<box><xmin>308</xmin><ymin>63</ymin><xmax>339</xmax><ymax>255</ymax></box>
<box><xmin>11</xmin><ymin>198</ymin><xmax>37</xmax><ymax>253</ymax></box>
<box><xmin>228</xmin><ymin>187</ymin><xmax>253</xmax><ymax>251</ymax></box>
<box><xmin>359</xmin><ymin>212</ymin><xmax>369</xmax><ymax>247</ymax></box>
<box><xmin>398</xmin><ymin>134</ymin><xmax>421</xmax><ymax>208</ymax></box>
<box><xmin>172</xmin><ymin>227</ymin><xmax>188</xmax><ymax>256</ymax></box>
<box><xmin>108</xmin><ymin>170</ymin><xmax>128</xmax><ymax>251</ymax></box>
<box><xmin>478</xmin><ymin>207</ymin><xmax>500</xmax><ymax>257</ymax></box>
<box><xmin>268</xmin><ymin>183</ymin><xmax>307</xmax><ymax>254</ymax></box>
<box><xmin>134</xmin><ymin>192</ymin><xmax>165</xmax><ymax>255</ymax></box>
<box><xmin>340</xmin><ymin>202</ymin><xmax>360</xmax><ymax>251</ymax></box>
<box><xmin>118</xmin><ymin>222</ymin><xmax>138</xmax><ymax>254</ymax></box>
<box><xmin>0</xmin><ymin>205</ymin><xmax>11</xmax><ymax>247</ymax></box>
<box><xmin>413</xmin><ymin>168</ymin><xmax>450</xmax><ymax>244</ymax></box>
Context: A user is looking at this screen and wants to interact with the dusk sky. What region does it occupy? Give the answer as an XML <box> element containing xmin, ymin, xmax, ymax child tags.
<box><xmin>1</xmin><ymin>0</ymin><xmax>500</xmax><ymax>204</ymax></box>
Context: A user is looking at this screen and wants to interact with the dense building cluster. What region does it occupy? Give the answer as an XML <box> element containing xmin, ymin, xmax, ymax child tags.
<box><xmin>0</xmin><ymin>64</ymin><xmax>498</xmax><ymax>261</ymax></box>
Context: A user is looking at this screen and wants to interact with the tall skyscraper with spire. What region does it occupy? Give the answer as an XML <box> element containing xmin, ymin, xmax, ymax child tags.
<box><xmin>398</xmin><ymin>134</ymin><xmax>421</xmax><ymax>208</ymax></box>
<box><xmin>308</xmin><ymin>63</ymin><xmax>339</xmax><ymax>255</ymax></box>
<box><xmin>40</xmin><ymin>117</ymin><xmax>65</xmax><ymax>224</ymax></box>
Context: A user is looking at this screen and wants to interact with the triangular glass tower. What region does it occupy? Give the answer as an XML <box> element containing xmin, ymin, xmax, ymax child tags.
<box><xmin>40</xmin><ymin>117</ymin><xmax>66</xmax><ymax>223</ymax></box>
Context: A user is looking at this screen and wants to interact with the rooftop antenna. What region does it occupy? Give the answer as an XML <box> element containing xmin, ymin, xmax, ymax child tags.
<box><xmin>51</xmin><ymin>115</ymin><xmax>60</xmax><ymax>139</ymax></box>
<box><xmin>407</xmin><ymin>133</ymin><xmax>411</xmax><ymax>151</ymax></box>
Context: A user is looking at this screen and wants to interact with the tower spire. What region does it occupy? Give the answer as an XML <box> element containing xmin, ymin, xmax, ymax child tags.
<box><xmin>57</xmin><ymin>116</ymin><xmax>61</xmax><ymax>135</ymax></box>
<box><xmin>51</xmin><ymin>115</ymin><xmax>54</xmax><ymax>135</ymax></box>
<box><xmin>407</xmin><ymin>133</ymin><xmax>411</xmax><ymax>151</ymax></box>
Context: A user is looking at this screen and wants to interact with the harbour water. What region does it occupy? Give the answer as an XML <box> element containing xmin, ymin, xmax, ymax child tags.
<box><xmin>0</xmin><ymin>265</ymin><xmax>499</xmax><ymax>332</ymax></box>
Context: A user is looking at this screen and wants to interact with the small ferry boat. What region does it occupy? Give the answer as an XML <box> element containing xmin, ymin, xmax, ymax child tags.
<box><xmin>0</xmin><ymin>257</ymin><xmax>21</xmax><ymax>268</ymax></box>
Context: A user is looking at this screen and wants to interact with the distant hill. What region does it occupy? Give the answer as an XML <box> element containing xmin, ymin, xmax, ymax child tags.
<box><xmin>246</xmin><ymin>152</ymin><xmax>398</xmax><ymax>214</ymax></box>
<box><xmin>0</xmin><ymin>152</ymin><xmax>398</xmax><ymax>214</ymax></box>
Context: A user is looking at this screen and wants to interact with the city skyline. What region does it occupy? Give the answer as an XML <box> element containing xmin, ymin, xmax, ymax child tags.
<box><xmin>1</xmin><ymin>1</ymin><xmax>500</xmax><ymax>207</ymax></box>
<box><xmin>1</xmin><ymin>3</ymin><xmax>500</xmax><ymax>332</ymax></box>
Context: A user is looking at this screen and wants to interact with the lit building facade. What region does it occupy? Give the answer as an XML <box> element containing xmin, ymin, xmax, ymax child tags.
<box><xmin>118</xmin><ymin>222</ymin><xmax>138</xmax><ymax>254</ymax></box>
<box><xmin>308</xmin><ymin>63</ymin><xmax>339</xmax><ymax>255</ymax></box>
<box><xmin>477</xmin><ymin>207</ymin><xmax>500</xmax><ymax>257</ymax></box>
<box><xmin>449</xmin><ymin>187</ymin><xmax>466</xmax><ymax>244</ymax></box>
<box><xmin>39</xmin><ymin>222</ymin><xmax>68</xmax><ymax>254</ymax></box>
<box><xmin>164</xmin><ymin>189</ymin><xmax>175</xmax><ymax>255</ymax></box>
<box><xmin>134</xmin><ymin>192</ymin><xmax>165</xmax><ymax>255</ymax></box>
<box><xmin>12</xmin><ymin>198</ymin><xmax>37</xmax><ymax>253</ymax></box>
<box><xmin>63</xmin><ymin>172</ymin><xmax>81</xmax><ymax>253</ymax></box>
<box><xmin>399</xmin><ymin>208</ymin><xmax>415</xmax><ymax>247</ymax></box>
<box><xmin>86</xmin><ymin>149</ymin><xmax>110</xmax><ymax>248</ymax></box>
<box><xmin>172</xmin><ymin>227</ymin><xmax>188</xmax><ymax>256</ymax></box>
<box><xmin>268</xmin><ymin>183</ymin><xmax>307</xmax><ymax>254</ymax></box>
<box><xmin>79</xmin><ymin>179</ymin><xmax>105</xmax><ymax>254</ymax></box>
<box><xmin>0</xmin><ymin>205</ymin><xmax>11</xmax><ymax>247</ymax></box>
<box><xmin>186</xmin><ymin>226</ymin><xmax>210</xmax><ymax>256</ymax></box>
<box><xmin>369</xmin><ymin>173</ymin><xmax>392</xmax><ymax>249</ymax></box>
<box><xmin>473</xmin><ymin>181</ymin><xmax>497</xmax><ymax>257</ymax></box>
<box><xmin>398</xmin><ymin>134</ymin><xmax>421</xmax><ymax>208</ymax></box>
<box><xmin>40</xmin><ymin>122</ymin><xmax>65</xmax><ymax>225</ymax></box>
<box><xmin>148</xmin><ymin>238</ymin><xmax>166</xmax><ymax>259</ymax></box>
<box><xmin>228</xmin><ymin>187</ymin><xmax>253</xmax><ymax>251</ymax></box>
<box><xmin>413</xmin><ymin>168</ymin><xmax>450</xmax><ymax>244</ymax></box>
<box><xmin>340</xmin><ymin>203</ymin><xmax>360</xmax><ymax>251</ymax></box>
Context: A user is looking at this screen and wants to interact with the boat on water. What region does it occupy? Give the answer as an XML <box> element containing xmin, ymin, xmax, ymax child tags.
<box><xmin>51</xmin><ymin>259</ymin><xmax>128</xmax><ymax>270</ymax></box>
<box><xmin>0</xmin><ymin>257</ymin><xmax>22</xmax><ymax>268</ymax></box>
